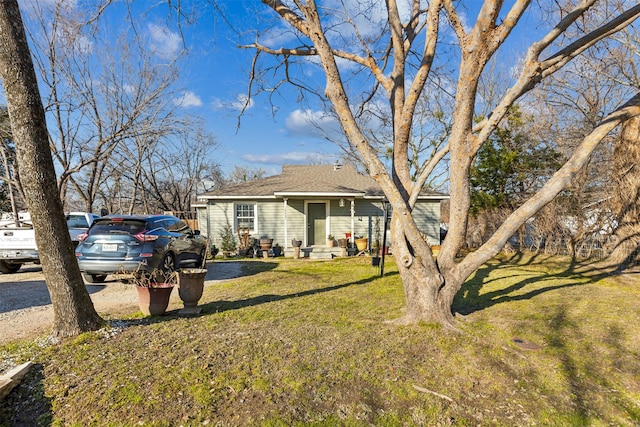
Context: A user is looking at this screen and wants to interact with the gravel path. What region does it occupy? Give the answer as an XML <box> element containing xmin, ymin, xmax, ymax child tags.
<box><xmin>0</xmin><ymin>261</ymin><xmax>244</xmax><ymax>345</ymax></box>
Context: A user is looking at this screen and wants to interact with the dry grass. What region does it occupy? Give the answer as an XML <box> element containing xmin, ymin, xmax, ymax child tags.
<box><xmin>1</xmin><ymin>254</ymin><xmax>639</xmax><ymax>426</ymax></box>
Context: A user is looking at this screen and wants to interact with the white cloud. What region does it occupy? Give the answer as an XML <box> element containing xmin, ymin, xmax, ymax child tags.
<box><xmin>241</xmin><ymin>151</ymin><xmax>334</xmax><ymax>165</ymax></box>
<box><xmin>261</xmin><ymin>26</ymin><xmax>299</xmax><ymax>50</ymax></box>
<box><xmin>285</xmin><ymin>109</ymin><xmax>341</xmax><ymax>138</ymax></box>
<box><xmin>174</xmin><ymin>91</ymin><xmax>203</xmax><ymax>108</ymax></box>
<box><xmin>147</xmin><ymin>23</ymin><xmax>181</xmax><ymax>60</ymax></box>
<box><xmin>212</xmin><ymin>94</ymin><xmax>254</xmax><ymax>112</ymax></box>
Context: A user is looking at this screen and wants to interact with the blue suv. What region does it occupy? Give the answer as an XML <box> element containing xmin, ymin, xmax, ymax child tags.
<box><xmin>75</xmin><ymin>214</ymin><xmax>207</xmax><ymax>283</ymax></box>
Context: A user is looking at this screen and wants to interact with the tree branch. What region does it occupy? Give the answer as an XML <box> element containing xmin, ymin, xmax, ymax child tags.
<box><xmin>239</xmin><ymin>42</ymin><xmax>317</xmax><ymax>56</ymax></box>
<box><xmin>459</xmin><ymin>92</ymin><xmax>640</xmax><ymax>280</ymax></box>
<box><xmin>442</xmin><ymin>0</ymin><xmax>467</xmax><ymax>43</ymax></box>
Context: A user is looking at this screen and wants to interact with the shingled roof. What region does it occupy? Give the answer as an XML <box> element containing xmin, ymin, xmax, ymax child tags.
<box><xmin>199</xmin><ymin>164</ymin><xmax>446</xmax><ymax>199</ymax></box>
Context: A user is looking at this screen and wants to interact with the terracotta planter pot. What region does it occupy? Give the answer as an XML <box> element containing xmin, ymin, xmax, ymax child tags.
<box><xmin>178</xmin><ymin>268</ymin><xmax>207</xmax><ymax>314</ymax></box>
<box><xmin>136</xmin><ymin>285</ymin><xmax>174</xmax><ymax>316</ymax></box>
<box><xmin>355</xmin><ymin>237</ymin><xmax>368</xmax><ymax>251</ymax></box>
<box><xmin>338</xmin><ymin>238</ymin><xmax>348</xmax><ymax>248</ymax></box>
<box><xmin>260</xmin><ymin>238</ymin><xmax>273</xmax><ymax>250</ymax></box>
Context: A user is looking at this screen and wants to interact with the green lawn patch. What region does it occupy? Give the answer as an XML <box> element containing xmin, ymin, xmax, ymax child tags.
<box><xmin>1</xmin><ymin>255</ymin><xmax>639</xmax><ymax>426</ymax></box>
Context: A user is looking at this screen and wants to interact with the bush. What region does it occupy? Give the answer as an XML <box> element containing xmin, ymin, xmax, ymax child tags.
<box><xmin>219</xmin><ymin>223</ymin><xmax>236</xmax><ymax>253</ymax></box>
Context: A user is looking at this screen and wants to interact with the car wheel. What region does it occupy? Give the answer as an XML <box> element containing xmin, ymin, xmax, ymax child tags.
<box><xmin>159</xmin><ymin>252</ymin><xmax>176</xmax><ymax>274</ymax></box>
<box><xmin>0</xmin><ymin>260</ymin><xmax>21</xmax><ymax>274</ymax></box>
<box><xmin>83</xmin><ymin>273</ymin><xmax>107</xmax><ymax>283</ymax></box>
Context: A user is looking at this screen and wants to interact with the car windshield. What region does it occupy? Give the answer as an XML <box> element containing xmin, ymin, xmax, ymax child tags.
<box><xmin>66</xmin><ymin>214</ymin><xmax>89</xmax><ymax>228</ymax></box>
<box><xmin>88</xmin><ymin>219</ymin><xmax>147</xmax><ymax>236</ymax></box>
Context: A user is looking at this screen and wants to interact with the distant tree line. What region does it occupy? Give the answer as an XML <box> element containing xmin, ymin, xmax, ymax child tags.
<box><xmin>0</xmin><ymin>2</ymin><xmax>226</xmax><ymax>217</ymax></box>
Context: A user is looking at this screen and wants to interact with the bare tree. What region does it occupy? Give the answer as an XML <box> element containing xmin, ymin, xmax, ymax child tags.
<box><xmin>23</xmin><ymin>1</ymin><xmax>184</xmax><ymax>212</ymax></box>
<box><xmin>245</xmin><ymin>1</ymin><xmax>640</xmax><ymax>327</ymax></box>
<box><xmin>0</xmin><ymin>0</ymin><xmax>104</xmax><ymax>337</ymax></box>
<box><xmin>226</xmin><ymin>165</ymin><xmax>267</xmax><ymax>184</ymax></box>
<box><xmin>136</xmin><ymin>124</ymin><xmax>222</xmax><ymax>214</ymax></box>
<box><xmin>607</xmin><ymin>116</ymin><xmax>640</xmax><ymax>266</ymax></box>
<box><xmin>0</xmin><ymin>107</ymin><xmax>26</xmax><ymax>218</ymax></box>
<box><xmin>531</xmin><ymin>0</ymin><xmax>640</xmax><ymax>260</ymax></box>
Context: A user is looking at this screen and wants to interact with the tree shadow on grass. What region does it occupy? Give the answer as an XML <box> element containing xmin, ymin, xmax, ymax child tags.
<box><xmin>453</xmin><ymin>255</ymin><xmax>612</xmax><ymax>316</ymax></box>
<box><xmin>0</xmin><ymin>363</ymin><xmax>52</xmax><ymax>426</ymax></box>
<box><xmin>125</xmin><ymin>268</ymin><xmax>395</xmax><ymax>340</ymax></box>
<box><xmin>204</xmin><ymin>260</ymin><xmax>277</xmax><ymax>281</ymax></box>
<box><xmin>187</xmin><ymin>271</ymin><xmax>392</xmax><ymax>316</ymax></box>
<box><xmin>454</xmin><ymin>255</ymin><xmax>640</xmax><ymax>422</ymax></box>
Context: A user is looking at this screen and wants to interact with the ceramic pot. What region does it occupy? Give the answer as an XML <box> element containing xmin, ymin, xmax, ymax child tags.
<box><xmin>136</xmin><ymin>285</ymin><xmax>174</xmax><ymax>316</ymax></box>
<box><xmin>178</xmin><ymin>268</ymin><xmax>207</xmax><ymax>314</ymax></box>
<box><xmin>260</xmin><ymin>238</ymin><xmax>273</xmax><ymax>250</ymax></box>
<box><xmin>355</xmin><ymin>237</ymin><xmax>368</xmax><ymax>251</ymax></box>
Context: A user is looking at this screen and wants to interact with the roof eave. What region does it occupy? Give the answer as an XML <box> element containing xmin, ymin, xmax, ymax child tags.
<box><xmin>416</xmin><ymin>194</ymin><xmax>450</xmax><ymax>200</ymax></box>
<box><xmin>273</xmin><ymin>191</ymin><xmax>367</xmax><ymax>198</ymax></box>
<box><xmin>197</xmin><ymin>195</ymin><xmax>277</xmax><ymax>200</ymax></box>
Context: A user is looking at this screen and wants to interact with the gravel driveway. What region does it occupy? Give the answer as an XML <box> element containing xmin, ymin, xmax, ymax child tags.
<box><xmin>0</xmin><ymin>261</ymin><xmax>244</xmax><ymax>345</ymax></box>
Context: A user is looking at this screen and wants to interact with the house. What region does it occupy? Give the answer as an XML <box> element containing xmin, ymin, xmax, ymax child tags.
<box><xmin>194</xmin><ymin>164</ymin><xmax>447</xmax><ymax>258</ymax></box>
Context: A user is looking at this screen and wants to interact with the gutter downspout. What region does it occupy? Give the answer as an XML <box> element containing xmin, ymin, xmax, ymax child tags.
<box><xmin>350</xmin><ymin>199</ymin><xmax>355</xmax><ymax>247</ymax></box>
<box><xmin>283</xmin><ymin>198</ymin><xmax>288</xmax><ymax>249</ymax></box>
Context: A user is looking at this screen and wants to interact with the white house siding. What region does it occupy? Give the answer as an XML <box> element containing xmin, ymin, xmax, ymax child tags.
<box><xmin>413</xmin><ymin>200</ymin><xmax>441</xmax><ymax>245</ymax></box>
<box><xmin>195</xmin><ymin>206</ymin><xmax>209</xmax><ymax>240</ymax></box>
<box><xmin>199</xmin><ymin>199</ymin><xmax>307</xmax><ymax>249</ymax></box>
<box><xmin>352</xmin><ymin>200</ymin><xmax>385</xmax><ymax>243</ymax></box>
<box><xmin>285</xmin><ymin>199</ymin><xmax>305</xmax><ymax>246</ymax></box>
<box><xmin>255</xmin><ymin>200</ymin><xmax>285</xmax><ymax>245</ymax></box>
<box><xmin>197</xmin><ymin>197</ymin><xmax>441</xmax><ymax>251</ymax></box>
<box><xmin>328</xmin><ymin>199</ymin><xmax>354</xmax><ymax>241</ymax></box>
<box><xmin>199</xmin><ymin>202</ymin><xmax>236</xmax><ymax>248</ymax></box>
<box><xmin>329</xmin><ymin>199</ymin><xmax>441</xmax><ymax>247</ymax></box>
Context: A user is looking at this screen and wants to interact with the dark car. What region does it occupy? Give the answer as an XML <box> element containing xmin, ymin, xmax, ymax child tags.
<box><xmin>75</xmin><ymin>214</ymin><xmax>207</xmax><ymax>283</ymax></box>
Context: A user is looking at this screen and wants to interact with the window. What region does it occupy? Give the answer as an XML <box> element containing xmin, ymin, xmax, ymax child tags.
<box><xmin>89</xmin><ymin>219</ymin><xmax>146</xmax><ymax>236</ymax></box>
<box><xmin>235</xmin><ymin>203</ymin><xmax>256</xmax><ymax>232</ymax></box>
<box><xmin>163</xmin><ymin>218</ymin><xmax>179</xmax><ymax>231</ymax></box>
<box><xmin>164</xmin><ymin>219</ymin><xmax>190</xmax><ymax>233</ymax></box>
<box><xmin>66</xmin><ymin>214</ymin><xmax>89</xmax><ymax>228</ymax></box>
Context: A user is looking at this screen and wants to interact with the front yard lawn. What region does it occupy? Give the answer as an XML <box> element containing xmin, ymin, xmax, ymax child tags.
<box><xmin>1</xmin><ymin>254</ymin><xmax>639</xmax><ymax>426</ymax></box>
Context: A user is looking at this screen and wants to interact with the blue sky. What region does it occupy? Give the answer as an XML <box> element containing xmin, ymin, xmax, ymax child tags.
<box><xmin>8</xmin><ymin>1</ymin><xmax>547</xmax><ymax>179</ymax></box>
<box><xmin>127</xmin><ymin>1</ymin><xmax>346</xmax><ymax>177</ymax></box>
<box><xmin>0</xmin><ymin>0</ymin><xmax>344</xmax><ymax>178</ymax></box>
<box><xmin>126</xmin><ymin>0</ymin><xmax>544</xmax><ymax>177</ymax></box>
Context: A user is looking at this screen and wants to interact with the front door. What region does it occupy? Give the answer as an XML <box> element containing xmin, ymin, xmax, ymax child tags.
<box><xmin>307</xmin><ymin>203</ymin><xmax>326</xmax><ymax>246</ymax></box>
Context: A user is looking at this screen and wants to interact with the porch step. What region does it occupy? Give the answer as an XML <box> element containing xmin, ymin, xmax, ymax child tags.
<box><xmin>284</xmin><ymin>246</ymin><xmax>348</xmax><ymax>259</ymax></box>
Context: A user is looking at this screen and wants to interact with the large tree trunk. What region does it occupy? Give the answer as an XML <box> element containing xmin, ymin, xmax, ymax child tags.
<box><xmin>398</xmin><ymin>262</ymin><xmax>459</xmax><ymax>326</ymax></box>
<box><xmin>256</xmin><ymin>0</ymin><xmax>640</xmax><ymax>327</ymax></box>
<box><xmin>606</xmin><ymin>116</ymin><xmax>640</xmax><ymax>268</ymax></box>
<box><xmin>0</xmin><ymin>1</ymin><xmax>104</xmax><ymax>338</ymax></box>
<box><xmin>390</xmin><ymin>216</ymin><xmax>460</xmax><ymax>327</ymax></box>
